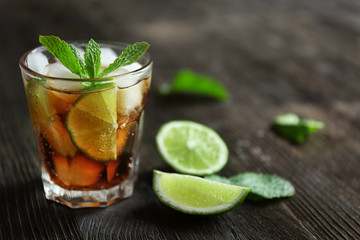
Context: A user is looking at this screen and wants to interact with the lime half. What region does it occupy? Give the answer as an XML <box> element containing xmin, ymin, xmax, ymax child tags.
<box><xmin>156</xmin><ymin>121</ymin><xmax>228</xmax><ymax>176</ymax></box>
<box><xmin>153</xmin><ymin>170</ymin><xmax>250</xmax><ymax>215</ymax></box>
<box><xmin>66</xmin><ymin>87</ymin><xmax>118</xmax><ymax>161</ymax></box>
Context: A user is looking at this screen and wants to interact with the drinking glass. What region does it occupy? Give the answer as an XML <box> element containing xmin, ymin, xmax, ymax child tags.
<box><xmin>19</xmin><ymin>41</ymin><xmax>152</xmax><ymax>208</ymax></box>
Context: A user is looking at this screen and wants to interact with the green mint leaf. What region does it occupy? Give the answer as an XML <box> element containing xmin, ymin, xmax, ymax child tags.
<box><xmin>80</xmin><ymin>78</ymin><xmax>115</xmax><ymax>92</ymax></box>
<box><xmin>273</xmin><ymin>113</ymin><xmax>325</xmax><ymax>144</ymax></box>
<box><xmin>205</xmin><ymin>173</ymin><xmax>295</xmax><ymax>201</ymax></box>
<box><xmin>301</xmin><ymin>119</ymin><xmax>325</xmax><ymax>134</ymax></box>
<box><xmin>159</xmin><ymin>70</ymin><xmax>228</xmax><ymax>101</ymax></box>
<box><xmin>99</xmin><ymin>42</ymin><xmax>149</xmax><ymax>78</ymax></box>
<box><xmin>84</xmin><ymin>39</ymin><xmax>101</xmax><ymax>78</ymax></box>
<box><xmin>229</xmin><ymin>172</ymin><xmax>295</xmax><ymax>201</ymax></box>
<box><xmin>68</xmin><ymin>44</ymin><xmax>88</xmax><ymax>78</ymax></box>
<box><xmin>39</xmin><ymin>35</ymin><xmax>87</xmax><ymax>78</ymax></box>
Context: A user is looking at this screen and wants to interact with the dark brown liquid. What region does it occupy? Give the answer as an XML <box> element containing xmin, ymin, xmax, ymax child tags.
<box><xmin>37</xmin><ymin>118</ymin><xmax>140</xmax><ymax>190</ymax></box>
<box><xmin>27</xmin><ymin>77</ymin><xmax>151</xmax><ymax>191</ymax></box>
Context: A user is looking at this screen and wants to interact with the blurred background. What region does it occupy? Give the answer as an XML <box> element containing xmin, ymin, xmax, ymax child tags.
<box><xmin>3</xmin><ymin>0</ymin><xmax>360</xmax><ymax>104</ymax></box>
<box><xmin>1</xmin><ymin>0</ymin><xmax>360</xmax><ymax>238</ymax></box>
<box><xmin>2</xmin><ymin>0</ymin><xmax>360</xmax><ymax>186</ymax></box>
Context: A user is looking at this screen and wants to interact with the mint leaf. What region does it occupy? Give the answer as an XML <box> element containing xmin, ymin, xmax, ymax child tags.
<box><xmin>273</xmin><ymin>113</ymin><xmax>324</xmax><ymax>144</ymax></box>
<box><xmin>230</xmin><ymin>173</ymin><xmax>295</xmax><ymax>201</ymax></box>
<box><xmin>159</xmin><ymin>70</ymin><xmax>228</xmax><ymax>101</ymax></box>
<box><xmin>205</xmin><ymin>173</ymin><xmax>295</xmax><ymax>201</ymax></box>
<box><xmin>80</xmin><ymin>78</ymin><xmax>115</xmax><ymax>92</ymax></box>
<box><xmin>84</xmin><ymin>39</ymin><xmax>101</xmax><ymax>78</ymax></box>
<box><xmin>39</xmin><ymin>35</ymin><xmax>87</xmax><ymax>78</ymax></box>
<box><xmin>301</xmin><ymin>119</ymin><xmax>325</xmax><ymax>134</ymax></box>
<box><xmin>39</xmin><ymin>36</ymin><xmax>149</xmax><ymax>92</ymax></box>
<box><xmin>99</xmin><ymin>42</ymin><xmax>149</xmax><ymax>77</ymax></box>
<box><xmin>68</xmin><ymin>44</ymin><xmax>88</xmax><ymax>78</ymax></box>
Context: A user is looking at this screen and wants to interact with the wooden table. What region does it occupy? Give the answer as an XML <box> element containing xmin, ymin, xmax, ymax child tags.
<box><xmin>1</xmin><ymin>0</ymin><xmax>359</xmax><ymax>239</ymax></box>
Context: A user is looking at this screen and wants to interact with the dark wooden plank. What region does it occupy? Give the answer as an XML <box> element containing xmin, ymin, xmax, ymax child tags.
<box><xmin>0</xmin><ymin>0</ymin><xmax>359</xmax><ymax>239</ymax></box>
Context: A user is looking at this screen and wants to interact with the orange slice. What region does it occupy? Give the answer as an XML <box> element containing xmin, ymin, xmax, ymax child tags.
<box><xmin>26</xmin><ymin>79</ymin><xmax>77</xmax><ymax>157</ymax></box>
<box><xmin>53</xmin><ymin>154</ymin><xmax>104</xmax><ymax>187</ymax></box>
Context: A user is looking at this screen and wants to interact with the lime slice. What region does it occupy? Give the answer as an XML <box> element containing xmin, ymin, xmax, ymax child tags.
<box><xmin>156</xmin><ymin>121</ymin><xmax>228</xmax><ymax>176</ymax></box>
<box><xmin>153</xmin><ymin>170</ymin><xmax>250</xmax><ymax>215</ymax></box>
<box><xmin>26</xmin><ymin>79</ymin><xmax>77</xmax><ymax>157</ymax></box>
<box><xmin>66</xmin><ymin>87</ymin><xmax>118</xmax><ymax>161</ymax></box>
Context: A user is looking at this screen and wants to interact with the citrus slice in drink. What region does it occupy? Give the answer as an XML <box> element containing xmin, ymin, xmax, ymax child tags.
<box><xmin>106</xmin><ymin>122</ymin><xmax>134</xmax><ymax>182</ymax></box>
<box><xmin>69</xmin><ymin>154</ymin><xmax>104</xmax><ymax>186</ymax></box>
<box><xmin>66</xmin><ymin>87</ymin><xmax>118</xmax><ymax>161</ymax></box>
<box><xmin>153</xmin><ymin>170</ymin><xmax>250</xmax><ymax>215</ymax></box>
<box><xmin>53</xmin><ymin>154</ymin><xmax>70</xmax><ymax>186</ymax></box>
<box><xmin>26</xmin><ymin>79</ymin><xmax>77</xmax><ymax>157</ymax></box>
<box><xmin>53</xmin><ymin>154</ymin><xmax>104</xmax><ymax>187</ymax></box>
<box><xmin>156</xmin><ymin>121</ymin><xmax>228</xmax><ymax>176</ymax></box>
<box><xmin>48</xmin><ymin>90</ymin><xmax>80</xmax><ymax>118</ymax></box>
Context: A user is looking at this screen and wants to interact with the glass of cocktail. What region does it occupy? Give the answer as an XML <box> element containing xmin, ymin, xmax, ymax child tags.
<box><xmin>19</xmin><ymin>40</ymin><xmax>152</xmax><ymax>208</ymax></box>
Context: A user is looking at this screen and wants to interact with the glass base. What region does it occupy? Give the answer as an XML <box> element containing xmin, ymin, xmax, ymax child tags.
<box><xmin>42</xmin><ymin>178</ymin><xmax>135</xmax><ymax>208</ymax></box>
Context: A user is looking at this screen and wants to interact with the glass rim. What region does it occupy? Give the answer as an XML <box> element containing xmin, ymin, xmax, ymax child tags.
<box><xmin>19</xmin><ymin>40</ymin><xmax>153</xmax><ymax>82</ymax></box>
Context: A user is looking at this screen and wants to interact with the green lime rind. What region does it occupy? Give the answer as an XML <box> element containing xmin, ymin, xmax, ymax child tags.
<box><xmin>153</xmin><ymin>170</ymin><xmax>250</xmax><ymax>215</ymax></box>
<box><xmin>156</xmin><ymin>121</ymin><xmax>228</xmax><ymax>176</ymax></box>
<box><xmin>65</xmin><ymin>94</ymin><xmax>96</xmax><ymax>160</ymax></box>
<box><xmin>273</xmin><ymin>113</ymin><xmax>324</xmax><ymax>144</ymax></box>
<box><xmin>230</xmin><ymin>172</ymin><xmax>295</xmax><ymax>199</ymax></box>
<box><xmin>205</xmin><ymin>173</ymin><xmax>295</xmax><ymax>201</ymax></box>
<box><xmin>65</xmin><ymin>87</ymin><xmax>118</xmax><ymax>162</ymax></box>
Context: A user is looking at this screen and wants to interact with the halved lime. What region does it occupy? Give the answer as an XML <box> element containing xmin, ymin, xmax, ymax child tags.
<box><xmin>153</xmin><ymin>170</ymin><xmax>250</xmax><ymax>215</ymax></box>
<box><xmin>66</xmin><ymin>87</ymin><xmax>118</xmax><ymax>161</ymax></box>
<box><xmin>156</xmin><ymin>121</ymin><xmax>228</xmax><ymax>176</ymax></box>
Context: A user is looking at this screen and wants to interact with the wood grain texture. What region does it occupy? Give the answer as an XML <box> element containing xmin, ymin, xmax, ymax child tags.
<box><xmin>1</xmin><ymin>0</ymin><xmax>359</xmax><ymax>239</ymax></box>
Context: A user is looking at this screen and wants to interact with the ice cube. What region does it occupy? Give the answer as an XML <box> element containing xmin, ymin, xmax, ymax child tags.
<box><xmin>45</xmin><ymin>61</ymin><xmax>84</xmax><ymax>91</ymax></box>
<box><xmin>27</xmin><ymin>51</ymin><xmax>48</xmax><ymax>74</ymax></box>
<box><xmin>117</xmin><ymin>82</ymin><xmax>143</xmax><ymax>113</ymax></box>
<box><xmin>113</xmin><ymin>62</ymin><xmax>147</xmax><ymax>112</ymax></box>
<box><xmin>47</xmin><ymin>80</ymin><xmax>85</xmax><ymax>92</ymax></box>
<box><xmin>100</xmin><ymin>48</ymin><xmax>118</xmax><ymax>65</ymax></box>
<box><xmin>105</xmin><ymin>62</ymin><xmax>142</xmax><ymax>87</ymax></box>
<box><xmin>117</xmin><ymin>77</ymin><xmax>150</xmax><ymax>113</ymax></box>
<box><xmin>106</xmin><ymin>67</ymin><xmax>129</xmax><ymax>78</ymax></box>
<box><xmin>122</xmin><ymin>62</ymin><xmax>142</xmax><ymax>72</ymax></box>
<box><xmin>45</xmin><ymin>61</ymin><xmax>79</xmax><ymax>78</ymax></box>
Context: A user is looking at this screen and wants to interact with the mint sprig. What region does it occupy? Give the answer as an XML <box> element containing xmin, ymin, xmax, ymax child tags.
<box><xmin>273</xmin><ymin>113</ymin><xmax>324</xmax><ymax>144</ymax></box>
<box><xmin>205</xmin><ymin>172</ymin><xmax>295</xmax><ymax>201</ymax></box>
<box><xmin>80</xmin><ymin>80</ymin><xmax>116</xmax><ymax>92</ymax></box>
<box><xmin>39</xmin><ymin>35</ymin><xmax>149</xmax><ymax>91</ymax></box>
<box><xmin>84</xmin><ymin>39</ymin><xmax>101</xmax><ymax>78</ymax></box>
<box><xmin>159</xmin><ymin>70</ymin><xmax>229</xmax><ymax>101</ymax></box>
<box><xmin>68</xmin><ymin>44</ymin><xmax>87</xmax><ymax>77</ymax></box>
<box><xmin>98</xmin><ymin>42</ymin><xmax>150</xmax><ymax>78</ymax></box>
<box><xmin>39</xmin><ymin>35</ymin><xmax>88</xmax><ymax>78</ymax></box>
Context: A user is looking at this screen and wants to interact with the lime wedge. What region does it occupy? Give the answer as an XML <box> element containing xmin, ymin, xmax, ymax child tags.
<box><xmin>153</xmin><ymin>170</ymin><xmax>250</xmax><ymax>215</ymax></box>
<box><xmin>26</xmin><ymin>79</ymin><xmax>77</xmax><ymax>157</ymax></box>
<box><xmin>156</xmin><ymin>121</ymin><xmax>228</xmax><ymax>176</ymax></box>
<box><xmin>66</xmin><ymin>87</ymin><xmax>118</xmax><ymax>161</ymax></box>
